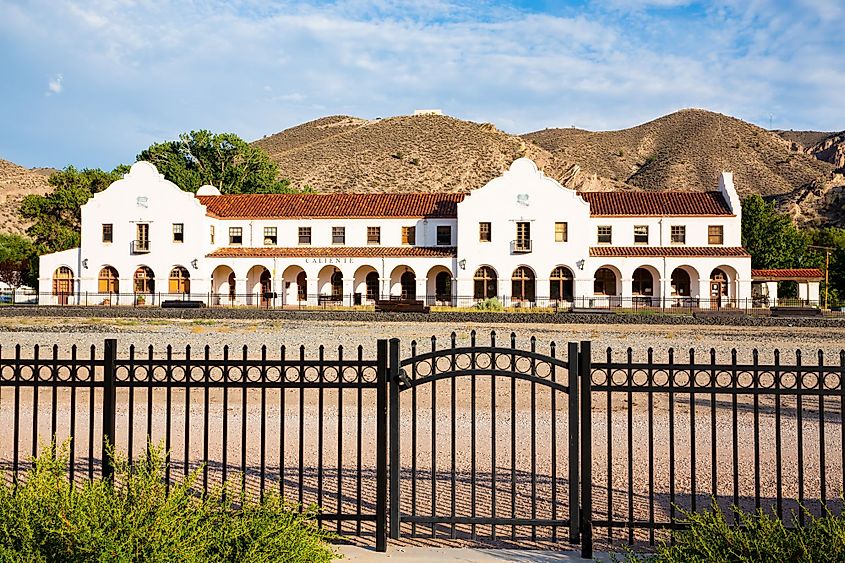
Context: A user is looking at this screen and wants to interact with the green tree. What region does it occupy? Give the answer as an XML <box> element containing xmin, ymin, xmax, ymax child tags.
<box><xmin>0</xmin><ymin>233</ymin><xmax>38</xmax><ymax>288</ymax></box>
<box><xmin>137</xmin><ymin>130</ymin><xmax>294</xmax><ymax>194</ymax></box>
<box><xmin>19</xmin><ymin>165</ymin><xmax>129</xmax><ymax>254</ymax></box>
<box><xmin>740</xmin><ymin>194</ymin><xmax>810</xmax><ymax>269</ymax></box>
<box><xmin>809</xmin><ymin>226</ymin><xmax>845</xmax><ymax>306</ymax></box>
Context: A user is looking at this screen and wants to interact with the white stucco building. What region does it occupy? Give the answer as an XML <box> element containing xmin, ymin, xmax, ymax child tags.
<box><xmin>41</xmin><ymin>157</ymin><xmax>806</xmax><ymax>309</ymax></box>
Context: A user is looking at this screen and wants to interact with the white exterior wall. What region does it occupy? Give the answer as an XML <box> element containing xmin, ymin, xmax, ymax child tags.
<box><xmin>455</xmin><ymin>159</ymin><xmax>749</xmax><ymax>304</ymax></box>
<box><xmin>39</xmin><ymin>158</ymin><xmax>753</xmax><ymax>308</ymax></box>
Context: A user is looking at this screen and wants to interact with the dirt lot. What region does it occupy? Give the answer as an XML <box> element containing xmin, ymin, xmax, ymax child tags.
<box><xmin>1</xmin><ymin>316</ymin><xmax>843</xmax><ymax>549</ymax></box>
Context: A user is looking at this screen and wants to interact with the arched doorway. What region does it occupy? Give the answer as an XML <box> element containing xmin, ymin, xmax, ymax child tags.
<box><xmin>632</xmin><ymin>267</ymin><xmax>656</xmax><ymax>306</ymax></box>
<box><xmin>211</xmin><ymin>265</ymin><xmax>236</xmax><ymax>304</ymax></box>
<box><xmin>710</xmin><ymin>268</ymin><xmax>729</xmax><ymax>308</ymax></box>
<box><xmin>296</xmin><ymin>271</ymin><xmax>307</xmax><ymax>301</ymax></box>
<box><xmin>260</xmin><ymin>269</ymin><xmax>272</xmax><ymax>307</ymax></box>
<box><xmin>52</xmin><ymin>266</ymin><xmax>74</xmax><ymax>305</ymax></box>
<box><xmin>473</xmin><ymin>266</ymin><xmax>497</xmax><ymax>300</ymax></box>
<box><xmin>331</xmin><ymin>270</ymin><xmax>343</xmax><ymax>301</ymax></box>
<box><xmin>549</xmin><ymin>266</ymin><xmax>573</xmax><ymax>302</ymax></box>
<box><xmin>169</xmin><ymin>266</ymin><xmax>190</xmax><ymax>294</ymax></box>
<box><xmin>435</xmin><ymin>272</ymin><xmax>452</xmax><ymax>303</ymax></box>
<box><xmin>366</xmin><ymin>272</ymin><xmax>380</xmax><ymax>301</ymax></box>
<box><xmin>511</xmin><ymin>266</ymin><xmax>535</xmax><ymax>303</ymax></box>
<box><xmin>98</xmin><ymin>266</ymin><xmax>119</xmax><ymax>294</ymax></box>
<box><xmin>400</xmin><ymin>270</ymin><xmax>416</xmax><ymax>300</ymax></box>
<box><xmin>246</xmin><ymin>265</ymin><xmax>271</xmax><ymax>306</ymax></box>
<box><xmin>593</xmin><ymin>267</ymin><xmax>618</xmax><ymax>296</ymax></box>
<box><xmin>670</xmin><ymin>268</ymin><xmax>691</xmax><ymax>297</ymax></box>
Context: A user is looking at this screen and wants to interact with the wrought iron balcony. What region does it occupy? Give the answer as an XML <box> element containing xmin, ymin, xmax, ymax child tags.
<box><xmin>131</xmin><ymin>240</ymin><xmax>151</xmax><ymax>254</ymax></box>
<box><xmin>510</xmin><ymin>239</ymin><xmax>532</xmax><ymax>253</ymax></box>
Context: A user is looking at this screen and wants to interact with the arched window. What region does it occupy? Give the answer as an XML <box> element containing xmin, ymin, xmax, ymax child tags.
<box><xmin>550</xmin><ymin>266</ymin><xmax>573</xmax><ymax>301</ymax></box>
<box><xmin>594</xmin><ymin>268</ymin><xmax>617</xmax><ymax>296</ymax></box>
<box><xmin>330</xmin><ymin>270</ymin><xmax>343</xmax><ymax>300</ymax></box>
<box><xmin>435</xmin><ymin>272</ymin><xmax>452</xmax><ymax>302</ymax></box>
<box><xmin>169</xmin><ymin>266</ymin><xmax>190</xmax><ymax>294</ymax></box>
<box><xmin>473</xmin><ymin>267</ymin><xmax>497</xmax><ymax>299</ymax></box>
<box><xmin>671</xmin><ymin>269</ymin><xmax>691</xmax><ymax>296</ymax></box>
<box><xmin>632</xmin><ymin>268</ymin><xmax>654</xmax><ymax>296</ymax></box>
<box><xmin>296</xmin><ymin>271</ymin><xmax>307</xmax><ymax>301</ymax></box>
<box><xmin>400</xmin><ymin>270</ymin><xmax>416</xmax><ymax>300</ymax></box>
<box><xmin>98</xmin><ymin>266</ymin><xmax>119</xmax><ymax>294</ymax></box>
<box><xmin>134</xmin><ymin>267</ymin><xmax>155</xmax><ymax>294</ymax></box>
<box><xmin>365</xmin><ymin>272</ymin><xmax>379</xmax><ymax>300</ymax></box>
<box><xmin>511</xmin><ymin>266</ymin><xmax>535</xmax><ymax>302</ymax></box>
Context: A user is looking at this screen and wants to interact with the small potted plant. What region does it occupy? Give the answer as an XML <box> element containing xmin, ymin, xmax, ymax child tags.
<box><xmin>135</xmin><ymin>294</ymin><xmax>146</xmax><ymax>306</ymax></box>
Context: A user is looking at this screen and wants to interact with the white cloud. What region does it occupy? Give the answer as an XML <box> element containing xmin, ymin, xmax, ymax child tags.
<box><xmin>47</xmin><ymin>73</ymin><xmax>63</xmax><ymax>95</ymax></box>
<box><xmin>1</xmin><ymin>0</ymin><xmax>843</xmax><ymax>168</ymax></box>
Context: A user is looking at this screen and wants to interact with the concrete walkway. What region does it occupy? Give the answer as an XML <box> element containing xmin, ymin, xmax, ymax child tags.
<box><xmin>334</xmin><ymin>545</ymin><xmax>615</xmax><ymax>562</ymax></box>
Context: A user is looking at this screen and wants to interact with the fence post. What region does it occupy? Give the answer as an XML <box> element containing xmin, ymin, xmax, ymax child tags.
<box><xmin>388</xmin><ymin>338</ymin><xmax>401</xmax><ymax>540</ymax></box>
<box><xmin>102</xmin><ymin>338</ymin><xmax>117</xmax><ymax>481</ymax></box>
<box><xmin>375</xmin><ymin>339</ymin><xmax>389</xmax><ymax>552</ymax></box>
<box><xmin>567</xmin><ymin>341</ymin><xmax>580</xmax><ymax>543</ymax></box>
<box><xmin>579</xmin><ymin>340</ymin><xmax>593</xmax><ymax>559</ymax></box>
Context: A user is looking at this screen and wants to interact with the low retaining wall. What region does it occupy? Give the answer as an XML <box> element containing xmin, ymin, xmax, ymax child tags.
<box><xmin>1</xmin><ymin>306</ymin><xmax>844</xmax><ymax>328</ymax></box>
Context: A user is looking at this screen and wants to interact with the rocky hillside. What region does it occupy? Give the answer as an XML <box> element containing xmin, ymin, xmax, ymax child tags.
<box><xmin>0</xmin><ymin>159</ymin><xmax>52</xmax><ymax>235</ymax></box>
<box><xmin>254</xmin><ymin>114</ymin><xmax>578</xmax><ymax>193</ymax></box>
<box><xmin>256</xmin><ymin>109</ymin><xmax>844</xmax><ymax>226</ymax></box>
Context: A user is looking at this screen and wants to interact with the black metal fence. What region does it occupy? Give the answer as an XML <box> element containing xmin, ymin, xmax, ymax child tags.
<box><xmin>1</xmin><ymin>334</ymin><xmax>844</xmax><ymax>558</ymax></box>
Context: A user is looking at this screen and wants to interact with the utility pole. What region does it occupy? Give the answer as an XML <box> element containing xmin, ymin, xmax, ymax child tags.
<box><xmin>809</xmin><ymin>245</ymin><xmax>833</xmax><ymax>309</ymax></box>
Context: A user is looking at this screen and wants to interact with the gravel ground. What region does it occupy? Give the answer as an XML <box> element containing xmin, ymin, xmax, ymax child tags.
<box><xmin>1</xmin><ymin>315</ymin><xmax>844</xmax><ymax>550</ymax></box>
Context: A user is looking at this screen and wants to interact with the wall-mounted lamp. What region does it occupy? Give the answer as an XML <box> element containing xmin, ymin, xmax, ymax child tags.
<box><xmin>82</xmin><ymin>259</ymin><xmax>89</xmax><ymax>269</ymax></box>
<box><xmin>458</xmin><ymin>259</ymin><xmax>466</xmax><ymax>271</ymax></box>
<box><xmin>576</xmin><ymin>259</ymin><xmax>585</xmax><ymax>271</ymax></box>
<box><xmin>191</xmin><ymin>259</ymin><xmax>198</xmax><ymax>270</ymax></box>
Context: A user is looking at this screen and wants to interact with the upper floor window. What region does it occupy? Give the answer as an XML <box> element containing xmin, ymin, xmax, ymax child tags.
<box><xmin>634</xmin><ymin>225</ymin><xmax>648</xmax><ymax>244</ymax></box>
<box><xmin>554</xmin><ymin>222</ymin><xmax>568</xmax><ymax>243</ymax></box>
<box><xmin>173</xmin><ymin>223</ymin><xmax>184</xmax><ymax>243</ymax></box>
<box><xmin>670</xmin><ymin>225</ymin><xmax>686</xmax><ymax>244</ymax></box>
<box><xmin>437</xmin><ymin>225</ymin><xmax>452</xmax><ymax>246</ymax></box>
<box><xmin>102</xmin><ymin>224</ymin><xmax>113</xmax><ymax>243</ymax></box>
<box><xmin>332</xmin><ymin>226</ymin><xmax>346</xmax><ymax>245</ymax></box>
<box><xmin>708</xmin><ymin>225</ymin><xmax>724</xmax><ymax>245</ymax></box>
<box><xmin>402</xmin><ymin>226</ymin><xmax>416</xmax><ymax>245</ymax></box>
<box><xmin>264</xmin><ymin>227</ymin><xmax>277</xmax><ymax>245</ymax></box>
<box><xmin>367</xmin><ymin>226</ymin><xmax>381</xmax><ymax>245</ymax></box>
<box><xmin>229</xmin><ymin>227</ymin><xmax>243</xmax><ymax>245</ymax></box>
<box><xmin>298</xmin><ymin>227</ymin><xmax>312</xmax><ymax>245</ymax></box>
<box><xmin>479</xmin><ymin>222</ymin><xmax>491</xmax><ymax>242</ymax></box>
<box><xmin>210</xmin><ymin>225</ymin><xmax>215</xmax><ymax>245</ymax></box>
<box><xmin>597</xmin><ymin>226</ymin><xmax>612</xmax><ymax>244</ymax></box>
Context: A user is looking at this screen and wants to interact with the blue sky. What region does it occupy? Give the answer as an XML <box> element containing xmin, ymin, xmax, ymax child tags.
<box><xmin>1</xmin><ymin>0</ymin><xmax>844</xmax><ymax>170</ymax></box>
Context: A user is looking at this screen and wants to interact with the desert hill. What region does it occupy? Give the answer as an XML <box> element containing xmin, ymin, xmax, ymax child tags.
<box><xmin>255</xmin><ymin>109</ymin><xmax>845</xmax><ymax>226</ymax></box>
<box><xmin>253</xmin><ymin>114</ymin><xmax>580</xmax><ymax>193</ymax></box>
<box><xmin>0</xmin><ymin>159</ymin><xmax>51</xmax><ymax>235</ymax></box>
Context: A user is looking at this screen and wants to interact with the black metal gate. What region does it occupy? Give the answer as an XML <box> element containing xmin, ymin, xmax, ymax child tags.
<box><xmin>388</xmin><ymin>331</ymin><xmax>581</xmax><ymax>544</ymax></box>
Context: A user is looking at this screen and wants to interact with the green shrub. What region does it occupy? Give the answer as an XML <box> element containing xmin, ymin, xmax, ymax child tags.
<box><xmin>474</xmin><ymin>297</ymin><xmax>503</xmax><ymax>311</ymax></box>
<box><xmin>624</xmin><ymin>501</ymin><xmax>845</xmax><ymax>562</ymax></box>
<box><xmin>0</xmin><ymin>441</ymin><xmax>335</xmax><ymax>562</ymax></box>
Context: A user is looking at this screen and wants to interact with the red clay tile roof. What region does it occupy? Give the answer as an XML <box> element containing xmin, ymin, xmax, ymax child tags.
<box><xmin>590</xmin><ymin>246</ymin><xmax>750</xmax><ymax>257</ymax></box>
<box><xmin>207</xmin><ymin>246</ymin><xmax>457</xmax><ymax>258</ymax></box>
<box><xmin>197</xmin><ymin>193</ymin><xmax>464</xmax><ymax>219</ymax></box>
<box><xmin>581</xmin><ymin>191</ymin><xmax>732</xmax><ymax>216</ymax></box>
<box><xmin>751</xmin><ymin>268</ymin><xmax>823</xmax><ymax>280</ymax></box>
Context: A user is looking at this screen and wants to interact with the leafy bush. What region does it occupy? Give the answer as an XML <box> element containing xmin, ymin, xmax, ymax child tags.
<box><xmin>475</xmin><ymin>297</ymin><xmax>503</xmax><ymax>311</ymax></box>
<box><xmin>625</xmin><ymin>501</ymin><xmax>845</xmax><ymax>562</ymax></box>
<box><xmin>0</xmin><ymin>442</ymin><xmax>335</xmax><ymax>562</ymax></box>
